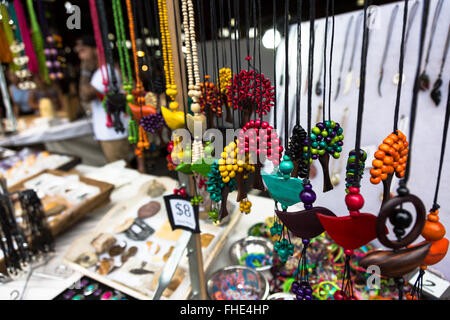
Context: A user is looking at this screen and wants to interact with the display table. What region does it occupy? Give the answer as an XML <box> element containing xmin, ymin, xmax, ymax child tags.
<box><xmin>0</xmin><ymin>117</ymin><xmax>93</xmax><ymax>147</ymax></box>
<box><xmin>0</xmin><ymin>164</ymin><xmax>273</xmax><ymax>300</ymax></box>
<box><xmin>0</xmin><ymin>117</ymin><xmax>109</xmax><ymax>167</ymax></box>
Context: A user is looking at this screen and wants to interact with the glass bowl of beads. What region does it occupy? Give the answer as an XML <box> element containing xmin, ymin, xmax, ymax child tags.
<box><xmin>229</xmin><ymin>236</ymin><xmax>274</xmax><ymax>272</ymax></box>
<box><xmin>207</xmin><ymin>266</ymin><xmax>269</xmax><ymax>300</ymax></box>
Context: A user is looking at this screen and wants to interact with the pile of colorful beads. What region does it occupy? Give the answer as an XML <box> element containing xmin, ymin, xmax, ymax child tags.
<box><xmin>345</xmin><ymin>149</ymin><xmax>367</xmax><ymax>191</ymax></box>
<box><xmin>239</xmin><ymin>253</ymin><xmax>272</xmax><ymax>269</ymax></box>
<box><xmin>370</xmin><ymin>131</ymin><xmax>408</xmax><ymax>184</ymax></box>
<box><xmin>237</xmin><ymin>119</ymin><xmax>283</xmax><ymax>166</ymax></box>
<box><xmin>308</xmin><ymin>121</ymin><xmax>344</xmax><ymax>160</ymax></box>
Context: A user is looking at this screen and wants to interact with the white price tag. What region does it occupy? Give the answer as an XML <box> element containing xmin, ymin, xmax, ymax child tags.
<box><xmin>409</xmin><ymin>270</ymin><xmax>450</xmax><ymax>299</ymax></box>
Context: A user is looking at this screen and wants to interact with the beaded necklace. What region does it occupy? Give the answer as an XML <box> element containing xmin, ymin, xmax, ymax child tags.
<box><xmin>370</xmin><ymin>0</ymin><xmax>410</xmax><ymax>207</ymax></box>
<box><xmin>125</xmin><ymin>0</ymin><xmax>152</xmax><ymax>155</ymax></box>
<box><xmin>159</xmin><ymin>0</ymin><xmax>185</xmax><ymax>130</ymax></box>
<box><xmin>318</xmin><ymin>0</ymin><xmax>378</xmax><ymax>301</ymax></box>
<box><xmin>182</xmin><ymin>0</ymin><xmax>206</xmax><ymax>138</ymax></box>
<box><xmin>96</xmin><ymin>0</ymin><xmax>126</xmax><ymax>133</ymax></box>
<box><xmin>10</xmin><ymin>0</ymin><xmax>36</xmax><ymax>90</ymax></box>
<box><xmin>361</xmin><ymin>0</ymin><xmax>431</xmax><ymax>300</ymax></box>
<box><xmin>88</xmin><ymin>0</ymin><xmax>109</xmax><ymax>93</ymax></box>
<box><xmin>26</xmin><ymin>0</ymin><xmax>49</xmax><ymax>83</ymax></box>
<box><xmin>112</xmin><ymin>0</ymin><xmax>139</xmax><ymax>145</ymax></box>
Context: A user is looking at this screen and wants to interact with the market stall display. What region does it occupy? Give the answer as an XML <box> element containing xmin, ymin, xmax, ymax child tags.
<box><xmin>63</xmin><ymin>178</ymin><xmax>240</xmax><ymax>300</ymax></box>
<box><xmin>0</xmin><ymin>0</ymin><xmax>449</xmax><ymax>303</ymax></box>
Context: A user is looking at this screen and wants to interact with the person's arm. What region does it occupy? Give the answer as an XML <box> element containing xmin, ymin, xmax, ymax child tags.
<box><xmin>79</xmin><ymin>71</ymin><xmax>98</xmax><ymax>103</ymax></box>
<box><xmin>79</xmin><ymin>60</ymin><xmax>98</xmax><ymax>103</ymax></box>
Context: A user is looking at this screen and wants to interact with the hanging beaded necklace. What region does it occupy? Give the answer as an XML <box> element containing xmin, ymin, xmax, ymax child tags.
<box><xmin>360</xmin><ymin>0</ymin><xmax>431</xmax><ymax>300</ymax></box>
<box><xmin>318</xmin><ymin>0</ymin><xmax>379</xmax><ymax>301</ymax></box>
<box><xmin>9</xmin><ymin>1</ymin><xmax>36</xmax><ymax>90</ymax></box>
<box><xmin>370</xmin><ymin>0</ymin><xmax>411</xmax><ymax>208</ymax></box>
<box><xmin>112</xmin><ymin>0</ymin><xmax>139</xmax><ymax>146</ymax></box>
<box><xmin>89</xmin><ymin>0</ymin><xmax>109</xmax><ymax>94</ymax></box>
<box><xmin>95</xmin><ymin>0</ymin><xmax>126</xmax><ymax>133</ymax></box>
<box><xmin>182</xmin><ymin>0</ymin><xmax>206</xmax><ymax>138</ymax></box>
<box><xmin>408</xmin><ymin>81</ymin><xmax>449</xmax><ymax>300</ymax></box>
<box><xmin>25</xmin><ymin>0</ymin><xmax>49</xmax><ymax>83</ymax></box>
<box><xmin>125</xmin><ymin>0</ymin><xmax>156</xmax><ymax>155</ymax></box>
<box><xmin>158</xmin><ymin>0</ymin><xmax>185</xmax><ymax>130</ymax></box>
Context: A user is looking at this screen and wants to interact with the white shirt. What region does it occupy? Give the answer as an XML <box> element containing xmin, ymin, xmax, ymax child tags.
<box><xmin>90</xmin><ymin>67</ymin><xmax>129</xmax><ymax>141</ymax></box>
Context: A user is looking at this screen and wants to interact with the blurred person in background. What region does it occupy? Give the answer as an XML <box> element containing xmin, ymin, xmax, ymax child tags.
<box><xmin>75</xmin><ymin>35</ymin><xmax>130</xmax><ymax>164</ymax></box>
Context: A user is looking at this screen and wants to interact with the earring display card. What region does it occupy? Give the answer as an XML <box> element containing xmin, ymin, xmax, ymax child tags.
<box><xmin>53</xmin><ymin>276</ymin><xmax>136</xmax><ymax>300</ymax></box>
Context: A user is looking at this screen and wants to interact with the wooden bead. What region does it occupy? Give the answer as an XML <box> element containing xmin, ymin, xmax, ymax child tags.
<box><xmin>373</xmin><ymin>159</ymin><xmax>383</xmax><ymax>168</ymax></box>
<box><xmin>374</xmin><ymin>150</ymin><xmax>385</xmax><ymax>159</ymax></box>
<box><xmin>370</xmin><ymin>176</ymin><xmax>381</xmax><ymax>184</ymax></box>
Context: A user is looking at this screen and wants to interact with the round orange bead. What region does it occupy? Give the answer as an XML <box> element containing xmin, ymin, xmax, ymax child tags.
<box><xmin>370</xmin><ymin>168</ymin><xmax>382</xmax><ymax>177</ymax></box>
<box><xmin>370</xmin><ymin>176</ymin><xmax>381</xmax><ymax>184</ymax></box>
<box><xmin>374</xmin><ymin>150</ymin><xmax>386</xmax><ymax>160</ymax></box>
<box><xmin>373</xmin><ymin>159</ymin><xmax>383</xmax><ymax>168</ymax></box>
<box><xmin>379</xmin><ymin>144</ymin><xmax>390</xmax><ymax>153</ymax></box>
<box><xmin>383</xmin><ymin>138</ymin><xmax>394</xmax><ymax>146</ymax></box>
<box><xmin>383</xmin><ymin>156</ymin><xmax>394</xmax><ymax>165</ymax></box>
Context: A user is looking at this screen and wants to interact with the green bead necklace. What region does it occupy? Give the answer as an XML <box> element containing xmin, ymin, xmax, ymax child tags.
<box><xmin>112</xmin><ymin>0</ymin><xmax>138</xmax><ymax>143</ymax></box>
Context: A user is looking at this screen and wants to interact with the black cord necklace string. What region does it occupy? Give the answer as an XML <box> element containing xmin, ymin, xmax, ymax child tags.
<box><xmin>422</xmin><ymin>0</ymin><xmax>443</xmax><ymax>72</ymax></box>
<box><xmin>284</xmin><ymin>0</ymin><xmax>290</xmax><ymax>150</ymax></box>
<box><xmin>135</xmin><ymin>0</ymin><xmax>155</xmax><ymax>93</ymax></box>
<box><xmin>96</xmin><ymin>0</ymin><xmax>118</xmax><ymax>91</ymax></box>
<box><xmin>218</xmin><ymin>0</ymin><xmax>227</xmax><ymax>67</ymax></box>
<box><xmin>252</xmin><ymin>0</ymin><xmax>257</xmax><ymax>121</ymax></box>
<box><xmin>401</xmin><ymin>0</ymin><xmax>430</xmax><ymax>189</ymax></box>
<box><xmin>257</xmin><ymin>0</ymin><xmax>263</xmax><ymax>122</ymax></box>
<box><xmin>322</xmin><ymin>0</ymin><xmax>329</xmax><ymax>122</ymax></box>
<box><xmin>233</xmin><ymin>0</ymin><xmax>242</xmax><ymax>126</ymax></box>
<box><xmin>306</xmin><ymin>0</ymin><xmax>315</xmax><ymax>176</ymax></box>
<box><xmin>196</xmin><ymin>0</ymin><xmax>207</xmax><ymax>86</ymax></box>
<box><xmin>432</xmin><ymin>81</ymin><xmax>450</xmax><ymax>210</ymax></box>
<box><xmin>328</xmin><ymin>0</ymin><xmax>335</xmax><ymax>121</ymax></box>
<box><xmin>438</xmin><ymin>26</ymin><xmax>450</xmax><ymax>78</ymax></box>
<box><xmin>393</xmin><ymin>0</ymin><xmax>409</xmax><ymax>134</ymax></box>
<box><xmin>245</xmin><ymin>0</ymin><xmax>251</xmax><ymax>70</ymax></box>
<box><xmin>227</xmin><ymin>0</ymin><xmax>235</xmax><ymax>130</ymax></box>
<box><xmin>354</xmin><ymin>0</ymin><xmax>371</xmax><ymax>185</ymax></box>
<box><xmin>295</xmin><ymin>0</ymin><xmax>302</xmax><ymax>126</ymax></box>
